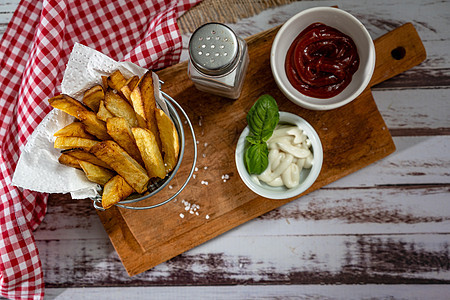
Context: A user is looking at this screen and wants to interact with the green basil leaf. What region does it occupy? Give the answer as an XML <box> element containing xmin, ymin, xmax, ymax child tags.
<box><xmin>244</xmin><ymin>143</ymin><xmax>269</xmax><ymax>174</ymax></box>
<box><xmin>246</xmin><ymin>94</ymin><xmax>279</xmax><ymax>142</ymax></box>
<box><xmin>245</xmin><ymin>135</ymin><xmax>260</xmax><ymax>145</ymax></box>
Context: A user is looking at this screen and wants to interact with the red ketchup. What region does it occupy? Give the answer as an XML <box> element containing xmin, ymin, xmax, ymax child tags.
<box><xmin>285</xmin><ymin>22</ymin><xmax>360</xmax><ymax>98</ymax></box>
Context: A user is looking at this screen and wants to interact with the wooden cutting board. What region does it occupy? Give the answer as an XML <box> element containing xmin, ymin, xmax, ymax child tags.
<box><xmin>97</xmin><ymin>23</ymin><xmax>426</xmax><ymax>276</ymax></box>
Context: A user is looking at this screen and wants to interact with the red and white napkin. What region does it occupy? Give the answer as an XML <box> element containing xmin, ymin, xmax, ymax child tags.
<box><xmin>0</xmin><ymin>0</ymin><xmax>201</xmax><ymax>298</ymax></box>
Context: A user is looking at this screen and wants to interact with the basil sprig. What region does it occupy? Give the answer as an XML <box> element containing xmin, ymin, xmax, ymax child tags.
<box><xmin>244</xmin><ymin>94</ymin><xmax>279</xmax><ymax>174</ymax></box>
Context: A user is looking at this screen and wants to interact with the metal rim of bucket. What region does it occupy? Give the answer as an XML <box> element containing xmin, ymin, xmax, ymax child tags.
<box><xmin>92</xmin><ymin>90</ymin><xmax>197</xmax><ymax>210</ymax></box>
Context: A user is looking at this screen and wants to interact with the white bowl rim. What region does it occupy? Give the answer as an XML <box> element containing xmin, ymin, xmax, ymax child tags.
<box><xmin>270</xmin><ymin>6</ymin><xmax>376</xmax><ymax>110</ymax></box>
<box><xmin>235</xmin><ymin>111</ymin><xmax>323</xmax><ymax>200</ymax></box>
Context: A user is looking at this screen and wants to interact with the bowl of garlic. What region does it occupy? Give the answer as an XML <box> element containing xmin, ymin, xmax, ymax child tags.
<box><xmin>235</xmin><ymin>95</ymin><xmax>323</xmax><ymax>199</ymax></box>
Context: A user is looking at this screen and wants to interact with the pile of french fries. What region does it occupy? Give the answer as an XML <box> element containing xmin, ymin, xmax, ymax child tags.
<box><xmin>49</xmin><ymin>70</ymin><xmax>180</xmax><ymax>209</ymax></box>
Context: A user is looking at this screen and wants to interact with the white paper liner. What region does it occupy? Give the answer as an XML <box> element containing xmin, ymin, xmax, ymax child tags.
<box><xmin>12</xmin><ymin>43</ymin><xmax>169</xmax><ymax>199</ymax></box>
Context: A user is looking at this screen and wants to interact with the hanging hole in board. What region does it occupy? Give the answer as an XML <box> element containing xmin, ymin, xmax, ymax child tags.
<box><xmin>391</xmin><ymin>46</ymin><xmax>406</xmax><ymax>60</ymax></box>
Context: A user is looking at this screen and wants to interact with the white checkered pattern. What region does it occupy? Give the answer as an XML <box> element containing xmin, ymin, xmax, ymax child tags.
<box><xmin>0</xmin><ymin>0</ymin><xmax>201</xmax><ymax>298</ymax></box>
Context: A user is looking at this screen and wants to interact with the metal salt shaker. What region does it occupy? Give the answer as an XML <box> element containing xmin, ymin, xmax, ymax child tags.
<box><xmin>188</xmin><ymin>23</ymin><xmax>249</xmax><ymax>99</ymax></box>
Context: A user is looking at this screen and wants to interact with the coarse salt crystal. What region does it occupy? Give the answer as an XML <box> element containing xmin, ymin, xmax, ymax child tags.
<box><xmin>204</xmin><ymin>166</ymin><xmax>208</xmax><ymax>170</ymax></box>
<box><xmin>206</xmin><ymin>215</ymin><xmax>210</xmax><ymax>219</ymax></box>
<box><xmin>168</xmin><ymin>185</ymin><xmax>173</xmax><ymax>189</ymax></box>
<box><xmin>180</xmin><ymin>213</ymin><xmax>184</xmax><ymax>218</ymax></box>
<box><xmin>193</xmin><ymin>174</ymin><xmax>197</xmax><ymax>179</ymax></box>
<box><xmin>204</xmin><ymin>143</ymin><xmax>208</xmax><ymax>147</ymax></box>
<box><xmin>202</xmin><ymin>153</ymin><xmax>206</xmax><ymax>158</ymax></box>
<box><xmin>195</xmin><ymin>167</ymin><xmax>199</xmax><ymax>172</ymax></box>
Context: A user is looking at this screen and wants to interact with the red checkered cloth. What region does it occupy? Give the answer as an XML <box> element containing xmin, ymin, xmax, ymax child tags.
<box><xmin>0</xmin><ymin>0</ymin><xmax>202</xmax><ymax>299</ymax></box>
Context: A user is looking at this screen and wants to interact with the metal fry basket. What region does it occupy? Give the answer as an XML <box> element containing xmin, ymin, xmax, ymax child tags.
<box><xmin>91</xmin><ymin>88</ymin><xmax>197</xmax><ymax>210</ymax></box>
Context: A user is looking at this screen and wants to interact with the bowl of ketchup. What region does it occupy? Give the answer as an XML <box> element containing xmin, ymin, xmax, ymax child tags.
<box><xmin>271</xmin><ymin>7</ymin><xmax>375</xmax><ymax>110</ymax></box>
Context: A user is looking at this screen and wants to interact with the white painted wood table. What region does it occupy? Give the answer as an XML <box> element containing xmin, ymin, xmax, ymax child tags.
<box><xmin>1</xmin><ymin>0</ymin><xmax>449</xmax><ymax>299</ymax></box>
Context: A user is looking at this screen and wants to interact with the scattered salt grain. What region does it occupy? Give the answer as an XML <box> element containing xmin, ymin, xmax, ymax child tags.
<box><xmin>193</xmin><ymin>174</ymin><xmax>197</xmax><ymax>179</ymax></box>
<box><xmin>202</xmin><ymin>153</ymin><xmax>206</xmax><ymax>158</ymax></box>
<box><xmin>206</xmin><ymin>215</ymin><xmax>210</xmax><ymax>220</ymax></box>
<box><xmin>195</xmin><ymin>167</ymin><xmax>199</xmax><ymax>172</ymax></box>
<box><xmin>180</xmin><ymin>213</ymin><xmax>184</xmax><ymax>218</ymax></box>
<box><xmin>204</xmin><ymin>166</ymin><xmax>208</xmax><ymax>170</ymax></box>
<box><xmin>204</xmin><ymin>143</ymin><xmax>208</xmax><ymax>147</ymax></box>
<box><xmin>168</xmin><ymin>185</ymin><xmax>173</xmax><ymax>190</ymax></box>
<box><xmin>201</xmin><ymin>180</ymin><xmax>209</xmax><ymax>185</ymax></box>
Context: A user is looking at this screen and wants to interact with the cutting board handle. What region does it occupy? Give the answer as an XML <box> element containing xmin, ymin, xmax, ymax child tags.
<box><xmin>369</xmin><ymin>23</ymin><xmax>426</xmax><ymax>87</ymax></box>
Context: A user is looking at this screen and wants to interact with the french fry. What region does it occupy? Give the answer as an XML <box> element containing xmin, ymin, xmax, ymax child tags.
<box><xmin>120</xmin><ymin>75</ymin><xmax>140</xmax><ymax>102</ymax></box>
<box><xmin>132</xmin><ymin>127</ymin><xmax>166</xmax><ymax>179</ymax></box>
<box><xmin>101</xmin><ymin>76</ymin><xmax>108</xmax><ymax>90</ymax></box>
<box><xmin>96</xmin><ymin>100</ymin><xmax>114</xmax><ymax>122</ymax></box>
<box><xmin>127</xmin><ymin>75</ymin><xmax>139</xmax><ymax>91</ymax></box>
<box><xmin>82</xmin><ymin>84</ymin><xmax>104</xmax><ymax>112</ymax></box>
<box><xmin>130</xmin><ymin>71</ymin><xmax>161</xmax><ymax>148</ymax></box>
<box><xmin>106</xmin><ymin>117</ymin><xmax>143</xmax><ymax>165</ymax></box>
<box><xmin>107</xmin><ymin>70</ymin><xmax>127</xmax><ymax>92</ymax></box>
<box><xmin>49</xmin><ymin>94</ymin><xmax>110</xmax><ymax>140</ymax></box>
<box><xmin>62</xmin><ymin>149</ymin><xmax>113</xmax><ymax>170</ymax></box>
<box><xmin>53</xmin><ymin>121</ymin><xmax>96</xmax><ymax>139</ymax></box>
<box><xmin>104</xmin><ymin>89</ymin><xmax>138</xmax><ymax>127</ymax></box>
<box><xmin>101</xmin><ymin>175</ymin><xmax>134</xmax><ymax>209</ymax></box>
<box><xmin>58</xmin><ymin>153</ymin><xmax>82</xmax><ymax>169</ymax></box>
<box><xmin>90</xmin><ymin>140</ymin><xmax>149</xmax><ymax>193</ymax></box>
<box><xmin>54</xmin><ymin>137</ymin><xmax>98</xmax><ymax>150</ymax></box>
<box><xmin>79</xmin><ymin>161</ymin><xmax>115</xmax><ymax>186</ymax></box>
<box><xmin>155</xmin><ymin>108</ymin><xmax>180</xmax><ymax>173</ymax></box>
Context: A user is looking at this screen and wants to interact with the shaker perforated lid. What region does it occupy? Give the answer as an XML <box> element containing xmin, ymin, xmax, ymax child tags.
<box><xmin>189</xmin><ymin>23</ymin><xmax>240</xmax><ymax>76</ymax></box>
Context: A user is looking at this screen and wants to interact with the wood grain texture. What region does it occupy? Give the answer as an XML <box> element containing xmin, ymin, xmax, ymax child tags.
<box><xmin>94</xmin><ymin>23</ymin><xmax>430</xmax><ymax>276</ymax></box>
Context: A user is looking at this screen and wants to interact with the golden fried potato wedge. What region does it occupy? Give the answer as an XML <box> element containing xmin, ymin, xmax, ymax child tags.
<box><xmin>62</xmin><ymin>149</ymin><xmax>113</xmax><ymax>170</ymax></box>
<box><xmin>82</xmin><ymin>84</ymin><xmax>104</xmax><ymax>112</ymax></box>
<box><xmin>127</xmin><ymin>75</ymin><xmax>140</xmax><ymax>91</ymax></box>
<box><xmin>53</xmin><ymin>122</ymin><xmax>95</xmax><ymax>139</ymax></box>
<box><xmin>106</xmin><ymin>117</ymin><xmax>143</xmax><ymax>165</ymax></box>
<box><xmin>107</xmin><ymin>70</ymin><xmax>127</xmax><ymax>92</ymax></box>
<box><xmin>49</xmin><ymin>94</ymin><xmax>87</xmax><ymax>116</ymax></box>
<box><xmin>120</xmin><ymin>75</ymin><xmax>140</xmax><ymax>102</ymax></box>
<box><xmin>101</xmin><ymin>175</ymin><xmax>135</xmax><ymax>209</ymax></box>
<box><xmin>155</xmin><ymin>108</ymin><xmax>180</xmax><ymax>173</ymax></box>
<box><xmin>101</xmin><ymin>76</ymin><xmax>108</xmax><ymax>90</ymax></box>
<box><xmin>132</xmin><ymin>127</ymin><xmax>166</xmax><ymax>179</ymax></box>
<box><xmin>130</xmin><ymin>71</ymin><xmax>161</xmax><ymax>147</ymax></box>
<box><xmin>90</xmin><ymin>140</ymin><xmax>149</xmax><ymax>193</ymax></box>
<box><xmin>96</xmin><ymin>100</ymin><xmax>114</xmax><ymax>122</ymax></box>
<box><xmin>78</xmin><ymin>110</ymin><xmax>110</xmax><ymax>140</ymax></box>
<box><xmin>54</xmin><ymin>137</ymin><xmax>98</xmax><ymax>151</ymax></box>
<box><xmin>104</xmin><ymin>89</ymin><xmax>138</xmax><ymax>127</ymax></box>
<box><xmin>79</xmin><ymin>161</ymin><xmax>115</xmax><ymax>186</ymax></box>
<box><xmin>58</xmin><ymin>153</ymin><xmax>81</xmax><ymax>169</ymax></box>
<box><xmin>49</xmin><ymin>94</ymin><xmax>110</xmax><ymax>140</ymax></box>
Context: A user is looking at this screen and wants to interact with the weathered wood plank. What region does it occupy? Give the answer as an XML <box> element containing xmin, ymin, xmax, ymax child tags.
<box><xmin>327</xmin><ymin>136</ymin><xmax>450</xmax><ymax>187</ymax></box>
<box><xmin>38</xmin><ymin>184</ymin><xmax>450</xmax><ymax>241</ymax></box>
<box><xmin>38</xmin><ymin>233</ymin><xmax>450</xmax><ymax>286</ymax></box>
<box><xmin>45</xmin><ymin>285</ymin><xmax>450</xmax><ymax>299</ymax></box>
<box><xmin>373</xmin><ymin>89</ymin><xmax>450</xmax><ymax>131</ymax></box>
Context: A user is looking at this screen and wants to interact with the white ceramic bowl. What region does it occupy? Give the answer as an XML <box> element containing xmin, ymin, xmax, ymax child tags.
<box><xmin>235</xmin><ymin>112</ymin><xmax>323</xmax><ymax>199</ymax></box>
<box><xmin>270</xmin><ymin>7</ymin><xmax>376</xmax><ymax>110</ymax></box>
